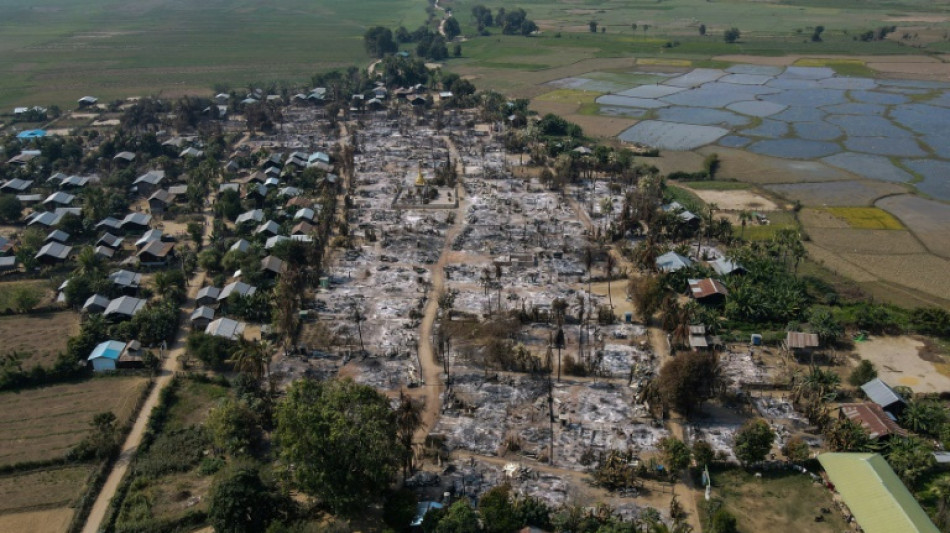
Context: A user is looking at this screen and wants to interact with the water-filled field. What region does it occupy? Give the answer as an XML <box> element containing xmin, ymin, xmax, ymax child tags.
<box><xmin>592</xmin><ymin>64</ymin><xmax>950</xmax><ymax>200</ymax></box>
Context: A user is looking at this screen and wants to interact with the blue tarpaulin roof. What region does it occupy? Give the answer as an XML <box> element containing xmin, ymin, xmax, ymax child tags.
<box><xmin>17</xmin><ymin>129</ymin><xmax>47</xmax><ymax>139</ymax></box>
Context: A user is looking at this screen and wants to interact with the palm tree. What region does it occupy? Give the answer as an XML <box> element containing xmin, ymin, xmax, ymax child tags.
<box><xmin>791</xmin><ymin>366</ymin><xmax>840</xmax><ymax>405</ymax></box>
<box><xmin>738</xmin><ymin>210</ymin><xmax>753</xmax><ymax>240</ymax></box>
<box><xmin>229</xmin><ymin>339</ymin><xmax>272</xmax><ymax>381</ymax></box>
<box><xmin>352</xmin><ymin>304</ymin><xmax>365</xmax><ymax>354</ymax></box>
<box><xmin>74</xmin><ymin>246</ymin><xmax>103</xmax><ymax>277</ymax></box>
<box><xmin>576</xmin><ymin>296</ymin><xmax>586</xmax><ymax>366</ymax></box>
<box><xmin>605</xmin><ymin>251</ymin><xmax>616</xmax><ymax>309</ymax></box>
<box><xmin>395</xmin><ymin>391</ymin><xmax>423</xmax><ymax>481</ymax></box>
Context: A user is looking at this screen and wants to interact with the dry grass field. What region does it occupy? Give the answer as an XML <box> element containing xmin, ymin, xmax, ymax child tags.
<box><xmin>0</xmin><ymin>465</ymin><xmax>93</xmax><ymax>514</ymax></box>
<box><xmin>0</xmin><ymin>312</ymin><xmax>80</xmax><ymax>368</ymax></box>
<box><xmin>0</xmin><ymin>508</ymin><xmax>74</xmax><ymax>533</ymax></box>
<box><xmin>0</xmin><ymin>280</ymin><xmax>54</xmax><ymax>313</ymax></box>
<box><xmin>0</xmin><ymin>377</ymin><xmax>148</xmax><ymax>466</ymax></box>
<box><xmin>706</xmin><ymin>469</ymin><xmax>848</xmax><ymax>533</ymax></box>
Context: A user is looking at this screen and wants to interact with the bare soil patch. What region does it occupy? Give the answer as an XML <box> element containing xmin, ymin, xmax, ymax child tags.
<box><xmin>681</xmin><ymin>186</ymin><xmax>778</xmax><ymax>211</ymax></box>
<box><xmin>804</xmin><ymin>244</ymin><xmax>878</xmax><ymax>283</ymax></box>
<box><xmin>854</xmin><ymin>336</ymin><xmax>950</xmax><ymax>393</ymax></box>
<box><xmin>876</xmin><ymin>194</ymin><xmax>950</xmax><ymax>258</ymax></box>
<box><xmin>697</xmin><ymin>146</ymin><xmax>852</xmax><ymax>185</ymax></box>
<box><xmin>0</xmin><ymin>377</ymin><xmax>148</xmax><ymax>466</ymax></box>
<box><xmin>840</xmin><ymin>252</ymin><xmax>950</xmax><ymax>304</ymax></box>
<box><xmin>0</xmin><ymin>312</ymin><xmax>80</xmax><ymax>368</ymax></box>
<box><xmin>809</xmin><ymin>228</ymin><xmax>926</xmax><ymax>255</ymax></box>
<box><xmin>767</xmin><ymin>180</ymin><xmax>908</xmax><ymax>207</ymax></box>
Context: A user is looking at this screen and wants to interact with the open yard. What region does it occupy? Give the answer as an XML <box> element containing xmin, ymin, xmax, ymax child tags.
<box><xmin>706</xmin><ymin>469</ymin><xmax>848</xmax><ymax>533</ymax></box>
<box><xmin>0</xmin><ymin>376</ymin><xmax>149</xmax><ymax>466</ymax></box>
<box><xmin>855</xmin><ymin>335</ymin><xmax>950</xmax><ymax>393</ymax></box>
<box><xmin>0</xmin><ymin>312</ymin><xmax>80</xmax><ymax>368</ymax></box>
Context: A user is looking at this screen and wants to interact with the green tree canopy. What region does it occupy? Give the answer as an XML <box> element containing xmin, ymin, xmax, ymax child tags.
<box><xmin>275</xmin><ymin>378</ymin><xmax>401</xmax><ymax>515</ymax></box>
<box><xmin>208</xmin><ymin>467</ymin><xmax>290</xmax><ymax>533</ymax></box>
<box><xmin>0</xmin><ymin>194</ymin><xmax>22</xmax><ymax>223</ymax></box>
<box><xmin>733</xmin><ymin>418</ymin><xmax>775</xmax><ymax>466</ymax></box>
<box><xmin>848</xmin><ymin>359</ymin><xmax>878</xmax><ymax>387</ymax></box>
<box><xmin>364</xmin><ymin>26</ymin><xmax>397</xmax><ymax>58</ymax></box>
<box><xmin>654</xmin><ymin>351</ymin><xmax>720</xmax><ymax>416</ymax></box>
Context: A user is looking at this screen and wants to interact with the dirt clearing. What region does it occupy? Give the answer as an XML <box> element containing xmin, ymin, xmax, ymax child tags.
<box><xmin>681</xmin><ymin>186</ymin><xmax>778</xmax><ymax>211</ymax></box>
<box><xmin>854</xmin><ymin>336</ymin><xmax>950</xmax><ymax>393</ymax></box>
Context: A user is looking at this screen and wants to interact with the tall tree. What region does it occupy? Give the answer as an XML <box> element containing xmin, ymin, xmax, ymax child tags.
<box><xmin>275</xmin><ymin>378</ymin><xmax>401</xmax><ymax>515</ymax></box>
<box><xmin>229</xmin><ymin>339</ymin><xmax>272</xmax><ymax>382</ymax></box>
<box><xmin>733</xmin><ymin>418</ymin><xmax>775</xmax><ymax>467</ymax></box>
<box><xmin>208</xmin><ymin>467</ymin><xmax>289</xmax><ymax>533</ymax></box>
<box><xmin>364</xmin><ymin>26</ymin><xmax>397</xmax><ymax>58</ymax></box>
<box><xmin>395</xmin><ymin>390</ymin><xmax>423</xmax><ymax>480</ymax></box>
<box><xmin>654</xmin><ymin>351</ymin><xmax>720</xmax><ymax>416</ymax></box>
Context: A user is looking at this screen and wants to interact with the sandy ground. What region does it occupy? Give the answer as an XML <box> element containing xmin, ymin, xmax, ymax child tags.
<box><xmin>0</xmin><ymin>508</ymin><xmax>73</xmax><ymax>533</ymax></box>
<box><xmin>681</xmin><ymin>186</ymin><xmax>779</xmax><ymax>212</ymax></box>
<box><xmin>854</xmin><ymin>336</ymin><xmax>950</xmax><ymax>393</ymax></box>
<box><xmin>408</xmin><ymin>135</ymin><xmax>467</xmax><ymax>446</ymax></box>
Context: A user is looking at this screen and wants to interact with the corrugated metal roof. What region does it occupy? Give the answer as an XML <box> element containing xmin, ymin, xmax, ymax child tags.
<box><xmin>786</xmin><ymin>331</ymin><xmax>819</xmax><ymax>349</ymax></box>
<box><xmin>861</xmin><ymin>378</ymin><xmax>905</xmax><ymax>409</ymax></box>
<box><xmin>839</xmin><ymin>403</ymin><xmax>907</xmax><ymax>440</ymax></box>
<box><xmin>818</xmin><ymin>453</ymin><xmax>939</xmax><ymax>533</ymax></box>
<box><xmin>656</xmin><ymin>251</ymin><xmax>692</xmax><ymax>273</ymax></box>
<box><xmin>89</xmin><ymin>340</ymin><xmax>126</xmax><ymax>361</ymax></box>
<box><xmin>206</xmin><ymin>317</ymin><xmax>246</xmax><ymax>340</ymax></box>
<box><xmin>688</xmin><ymin>278</ymin><xmax>729</xmax><ymax>299</ymax></box>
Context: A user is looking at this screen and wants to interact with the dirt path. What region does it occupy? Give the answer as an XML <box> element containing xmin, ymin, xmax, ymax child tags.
<box><xmin>410</xmin><ymin>136</ymin><xmax>467</xmax><ymax>445</ymax></box>
<box><xmin>82</xmin><ymin>212</ymin><xmax>214</xmax><ymax>533</ymax></box>
<box><xmin>567</xmin><ymin>193</ymin><xmax>698</xmax><ymax>530</ymax></box>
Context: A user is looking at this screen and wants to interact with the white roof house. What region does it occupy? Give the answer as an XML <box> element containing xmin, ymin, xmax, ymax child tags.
<box><xmin>205</xmin><ymin>317</ymin><xmax>246</xmax><ymax>340</ymax></box>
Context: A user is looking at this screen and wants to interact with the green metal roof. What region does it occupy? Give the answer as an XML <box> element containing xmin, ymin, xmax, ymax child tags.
<box><xmin>818</xmin><ymin>453</ymin><xmax>939</xmax><ymax>533</ymax></box>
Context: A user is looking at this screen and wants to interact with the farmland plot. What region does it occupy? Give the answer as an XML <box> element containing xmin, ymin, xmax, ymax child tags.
<box><xmin>0</xmin><ymin>377</ymin><xmax>148</xmax><ymax>466</ymax></box>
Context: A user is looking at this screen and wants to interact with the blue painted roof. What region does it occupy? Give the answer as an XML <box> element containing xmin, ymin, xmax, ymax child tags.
<box><xmin>17</xmin><ymin>129</ymin><xmax>47</xmax><ymax>139</ymax></box>
<box><xmin>88</xmin><ymin>340</ymin><xmax>126</xmax><ymax>361</ymax></box>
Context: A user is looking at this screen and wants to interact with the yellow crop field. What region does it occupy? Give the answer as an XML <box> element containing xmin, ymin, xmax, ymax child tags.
<box><xmin>825</xmin><ymin>207</ymin><xmax>905</xmax><ymax>230</ymax></box>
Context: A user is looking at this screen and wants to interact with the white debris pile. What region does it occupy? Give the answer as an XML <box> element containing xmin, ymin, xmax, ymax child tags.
<box><xmin>719</xmin><ymin>348</ymin><xmax>773</xmax><ymax>390</ymax></box>
<box><xmin>687</xmin><ymin>422</ymin><xmax>740</xmax><ymax>463</ymax></box>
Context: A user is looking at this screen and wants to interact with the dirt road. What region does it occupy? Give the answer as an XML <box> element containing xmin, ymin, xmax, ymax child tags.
<box><xmin>567</xmin><ymin>193</ymin><xmax>698</xmax><ymax>530</ymax></box>
<box><xmin>410</xmin><ymin>136</ymin><xmax>467</xmax><ymax>445</ymax></box>
<box><xmin>82</xmin><ymin>215</ymin><xmax>213</xmax><ymax>533</ymax></box>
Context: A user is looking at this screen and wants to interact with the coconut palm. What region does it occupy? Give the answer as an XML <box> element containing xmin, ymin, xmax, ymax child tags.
<box><xmin>395</xmin><ymin>390</ymin><xmax>423</xmax><ymax>480</ymax></box>
<box><xmin>74</xmin><ymin>246</ymin><xmax>104</xmax><ymax>277</ymax></box>
<box><xmin>229</xmin><ymin>339</ymin><xmax>272</xmax><ymax>381</ymax></box>
<box><xmin>738</xmin><ymin>210</ymin><xmax>753</xmax><ymax>240</ymax></box>
<box><xmin>605</xmin><ymin>251</ymin><xmax>616</xmax><ymax>309</ymax></box>
<box><xmin>791</xmin><ymin>366</ymin><xmax>840</xmax><ymax>405</ymax></box>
